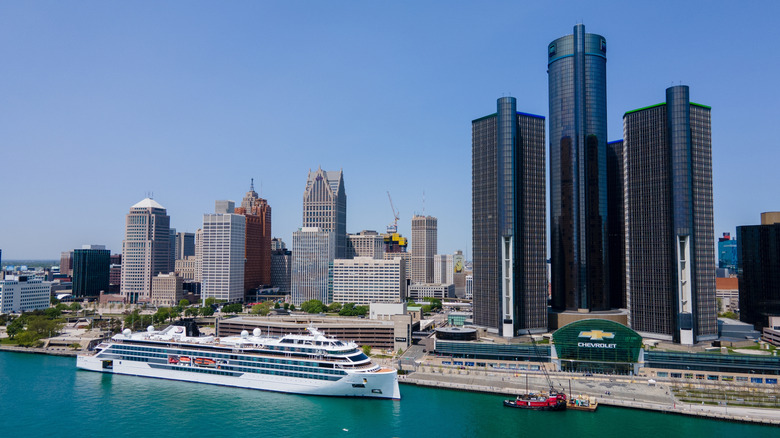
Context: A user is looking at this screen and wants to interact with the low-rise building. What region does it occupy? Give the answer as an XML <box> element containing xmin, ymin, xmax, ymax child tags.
<box><xmin>408</xmin><ymin>283</ymin><xmax>454</xmax><ymax>300</ymax></box>
<box><xmin>151</xmin><ymin>272</ymin><xmax>185</xmax><ymax>306</ymax></box>
<box><xmin>716</xmin><ymin>277</ymin><xmax>739</xmax><ymax>313</ymax></box>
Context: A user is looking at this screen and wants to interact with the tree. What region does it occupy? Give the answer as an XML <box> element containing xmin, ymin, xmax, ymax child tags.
<box><xmin>7</xmin><ymin>318</ymin><xmax>24</xmax><ymax>339</ymax></box>
<box><xmin>154</xmin><ymin>307</ymin><xmax>171</xmax><ymax>323</ymax></box>
<box><xmin>362</xmin><ymin>345</ymin><xmax>372</xmax><ymax>356</ymax></box>
<box><xmin>327</xmin><ymin>302</ymin><xmax>342</xmax><ymax>313</ymax></box>
<box><xmin>338</xmin><ymin>303</ymin><xmax>368</xmax><ymax>317</ymax></box>
<box><xmin>273</xmin><ymin>302</ymin><xmax>280</xmax><ymax>309</ymax></box>
<box><xmin>200</xmin><ymin>306</ymin><xmax>214</xmax><ymax>317</ymax></box>
<box><xmin>26</xmin><ymin>316</ymin><xmax>63</xmax><ymax>337</ymax></box>
<box><xmin>44</xmin><ymin>307</ymin><xmax>62</xmax><ymax>319</ymax></box>
<box><xmin>184</xmin><ymin>307</ymin><xmax>198</xmax><ymax>317</ymax></box>
<box><xmin>50</xmin><ymin>297</ymin><xmax>60</xmax><ymax>305</ymax></box>
<box><xmin>283</xmin><ymin>303</ymin><xmax>290</xmax><ymax>310</ymax></box>
<box><xmin>301</xmin><ymin>300</ymin><xmax>325</xmax><ymax>314</ymax></box>
<box><xmin>289</xmin><ymin>304</ymin><xmax>296</xmax><ymax>311</ymax></box>
<box><xmin>222</xmin><ymin>303</ymin><xmax>243</xmax><ymax>314</ymax></box>
<box><xmin>69</xmin><ymin>302</ymin><xmax>82</xmax><ymax>312</ymax></box>
<box><xmin>204</xmin><ymin>297</ymin><xmax>217</xmax><ymax>307</ymax></box>
<box><xmin>16</xmin><ymin>331</ymin><xmax>42</xmax><ymax>347</ymax></box>
<box><xmin>55</xmin><ymin>303</ymin><xmax>69</xmax><ymax>312</ymax></box>
<box><xmin>179</xmin><ymin>299</ymin><xmax>190</xmax><ymax>307</ymax></box>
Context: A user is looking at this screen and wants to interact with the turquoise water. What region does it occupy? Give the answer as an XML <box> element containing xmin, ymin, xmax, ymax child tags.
<box><xmin>1</xmin><ymin>352</ymin><xmax>777</xmax><ymax>437</ymax></box>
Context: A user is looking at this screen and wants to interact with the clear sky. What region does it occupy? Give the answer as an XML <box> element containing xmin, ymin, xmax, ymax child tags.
<box><xmin>2</xmin><ymin>1</ymin><xmax>778</xmax><ymax>260</ymax></box>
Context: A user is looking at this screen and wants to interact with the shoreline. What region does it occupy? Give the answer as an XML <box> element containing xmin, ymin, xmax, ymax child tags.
<box><xmin>0</xmin><ymin>345</ymin><xmax>80</xmax><ymax>357</ymax></box>
<box><xmin>399</xmin><ymin>371</ymin><xmax>780</xmax><ymax>426</ymax></box>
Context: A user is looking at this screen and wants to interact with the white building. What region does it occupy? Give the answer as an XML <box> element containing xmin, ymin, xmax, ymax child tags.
<box><xmin>120</xmin><ymin>198</ymin><xmax>171</xmax><ymax>303</ymax></box>
<box><xmin>0</xmin><ymin>276</ymin><xmax>51</xmax><ymax>313</ymax></box>
<box><xmin>465</xmin><ymin>274</ymin><xmax>473</xmax><ymax>300</ymax></box>
<box><xmin>291</xmin><ymin>227</ymin><xmax>335</xmax><ymax>306</ymax></box>
<box><xmin>332</xmin><ymin>257</ymin><xmax>406</xmax><ymax>305</ymax></box>
<box><xmin>408</xmin><ymin>283</ymin><xmax>454</xmax><ymax>300</ymax></box>
<box><xmin>384</xmin><ymin>251</ymin><xmax>411</xmax><ymax>282</ymax></box>
<box><xmin>202</xmin><ymin>213</ymin><xmax>246</xmax><ymax>303</ymax></box>
<box><xmin>174</xmin><ymin>256</ymin><xmax>198</xmax><ymax>281</ymax></box>
<box><xmin>194</xmin><ymin>228</ymin><xmax>203</xmax><ymax>283</ymax></box>
<box><xmin>433</xmin><ymin>254</ymin><xmax>454</xmax><ymax>284</ymax></box>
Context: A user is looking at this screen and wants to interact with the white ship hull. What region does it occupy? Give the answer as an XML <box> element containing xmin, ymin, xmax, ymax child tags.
<box><xmin>77</xmin><ymin>353</ymin><xmax>400</xmax><ymax>399</ymax></box>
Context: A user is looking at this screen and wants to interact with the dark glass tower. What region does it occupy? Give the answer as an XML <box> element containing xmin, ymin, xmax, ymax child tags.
<box><xmin>72</xmin><ymin>247</ymin><xmax>110</xmax><ymax>298</ymax></box>
<box><xmin>623</xmin><ymin>85</ymin><xmax>717</xmax><ymax>345</ymax></box>
<box><xmin>607</xmin><ymin>140</ymin><xmax>626</xmax><ymax>309</ymax></box>
<box><xmin>737</xmin><ymin>213</ymin><xmax>780</xmax><ymax>330</ymax></box>
<box><xmin>472</xmin><ymin>97</ymin><xmax>547</xmax><ymax>337</ymax></box>
<box><xmin>548</xmin><ymin>24</ymin><xmax>610</xmax><ymax>312</ymax></box>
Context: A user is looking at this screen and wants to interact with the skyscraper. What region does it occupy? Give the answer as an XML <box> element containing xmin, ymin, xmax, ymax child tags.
<box><xmin>623</xmin><ymin>85</ymin><xmax>717</xmax><ymax>344</ymax></box>
<box><xmin>175</xmin><ymin>232</ymin><xmax>195</xmax><ymax>260</ymax></box>
<box><xmin>472</xmin><ymin>97</ymin><xmax>547</xmax><ymax>336</ymax></box>
<box><xmin>302</xmin><ymin>167</ymin><xmax>347</xmax><ymax>259</ymax></box>
<box><xmin>291</xmin><ymin>227</ymin><xmax>335</xmax><ymax>305</ymax></box>
<box><xmin>271</xmin><ymin>247</ymin><xmax>292</xmax><ymax>295</ymax></box>
<box><xmin>72</xmin><ymin>245</ymin><xmax>110</xmax><ymax>298</ymax></box>
<box><xmin>235</xmin><ymin>179</ymin><xmax>272</xmax><ymax>291</ymax></box>
<box><xmin>411</xmin><ymin>215</ymin><xmax>437</xmax><ymax>284</ymax></box>
<box><xmin>120</xmin><ymin>198</ymin><xmax>171</xmax><ymax>303</ymax></box>
<box><xmin>607</xmin><ymin>140</ymin><xmax>626</xmax><ymax>309</ymax></box>
<box><xmin>548</xmin><ymin>24</ymin><xmax>610</xmax><ymax>312</ymax></box>
<box><xmin>202</xmin><ymin>212</ymin><xmax>246</xmax><ymax>303</ymax></box>
<box><xmin>737</xmin><ymin>212</ymin><xmax>780</xmax><ymax>330</ymax></box>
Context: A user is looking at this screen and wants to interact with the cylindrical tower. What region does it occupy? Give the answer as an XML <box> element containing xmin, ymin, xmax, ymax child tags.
<box><xmin>548</xmin><ymin>24</ymin><xmax>610</xmax><ymax>311</ymax></box>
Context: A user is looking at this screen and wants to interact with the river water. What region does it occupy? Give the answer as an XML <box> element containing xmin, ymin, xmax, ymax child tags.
<box><xmin>0</xmin><ymin>352</ymin><xmax>776</xmax><ymax>437</ymax></box>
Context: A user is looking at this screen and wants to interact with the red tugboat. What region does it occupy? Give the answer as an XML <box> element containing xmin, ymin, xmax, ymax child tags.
<box><xmin>504</xmin><ymin>391</ymin><xmax>567</xmax><ymax>411</ymax></box>
<box><xmin>504</xmin><ymin>331</ymin><xmax>567</xmax><ymax>411</ymax></box>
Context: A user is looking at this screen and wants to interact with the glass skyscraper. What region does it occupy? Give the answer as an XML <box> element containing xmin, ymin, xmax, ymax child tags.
<box><xmin>548</xmin><ymin>24</ymin><xmax>610</xmax><ymax>312</ymax></box>
<box><xmin>472</xmin><ymin>97</ymin><xmax>547</xmax><ymax>337</ymax></box>
<box><xmin>737</xmin><ymin>213</ymin><xmax>780</xmax><ymax>330</ymax></box>
<box><xmin>623</xmin><ymin>85</ymin><xmax>717</xmax><ymax>345</ymax></box>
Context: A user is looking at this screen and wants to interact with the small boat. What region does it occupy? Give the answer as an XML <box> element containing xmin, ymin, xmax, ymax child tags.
<box><xmin>179</xmin><ymin>356</ymin><xmax>191</xmax><ymax>363</ymax></box>
<box><xmin>194</xmin><ymin>357</ymin><xmax>216</xmax><ymax>367</ymax></box>
<box><xmin>504</xmin><ymin>391</ymin><xmax>567</xmax><ymax>411</ymax></box>
<box><xmin>168</xmin><ymin>356</ymin><xmax>179</xmax><ymax>364</ymax></box>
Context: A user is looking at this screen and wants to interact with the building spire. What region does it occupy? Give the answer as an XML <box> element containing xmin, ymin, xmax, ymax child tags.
<box><xmin>250</xmin><ymin>178</ymin><xmax>254</xmax><ymax>192</ymax></box>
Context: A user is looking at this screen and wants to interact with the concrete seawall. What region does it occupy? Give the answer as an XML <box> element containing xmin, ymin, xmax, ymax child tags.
<box><xmin>400</xmin><ymin>371</ymin><xmax>780</xmax><ymax>426</ymax></box>
<box><xmin>0</xmin><ymin>345</ymin><xmax>79</xmax><ymax>357</ymax></box>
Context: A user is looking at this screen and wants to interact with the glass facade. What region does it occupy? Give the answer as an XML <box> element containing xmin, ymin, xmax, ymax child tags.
<box><xmin>623</xmin><ymin>86</ymin><xmax>717</xmax><ymax>343</ymax></box>
<box><xmin>472</xmin><ymin>98</ymin><xmax>547</xmax><ymax>336</ymax></box>
<box><xmin>548</xmin><ymin>24</ymin><xmax>610</xmax><ymax>312</ymax></box>
<box><xmin>72</xmin><ymin>248</ymin><xmax>110</xmax><ymax>298</ymax></box>
<box><xmin>552</xmin><ymin>319</ymin><xmax>642</xmax><ymax>372</ymax></box>
<box><xmin>737</xmin><ymin>223</ymin><xmax>780</xmax><ymax>329</ymax></box>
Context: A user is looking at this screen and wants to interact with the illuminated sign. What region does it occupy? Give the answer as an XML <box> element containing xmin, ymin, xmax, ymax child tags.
<box><xmin>578</xmin><ymin>330</ymin><xmax>616</xmax><ymax>349</ymax></box>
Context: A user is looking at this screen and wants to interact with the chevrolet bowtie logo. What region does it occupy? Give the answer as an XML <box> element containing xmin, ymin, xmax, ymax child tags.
<box><xmin>579</xmin><ymin>330</ymin><xmax>615</xmax><ymax>341</ymax></box>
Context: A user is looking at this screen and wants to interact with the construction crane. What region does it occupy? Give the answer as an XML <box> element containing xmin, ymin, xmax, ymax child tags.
<box><xmin>387</xmin><ymin>191</ymin><xmax>399</xmax><ymax>234</ymax></box>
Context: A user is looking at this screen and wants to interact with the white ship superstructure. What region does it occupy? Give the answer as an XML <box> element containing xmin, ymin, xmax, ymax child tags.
<box><xmin>77</xmin><ymin>324</ymin><xmax>400</xmax><ymax>399</ymax></box>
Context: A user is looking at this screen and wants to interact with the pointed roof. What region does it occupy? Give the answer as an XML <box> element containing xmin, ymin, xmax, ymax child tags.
<box><xmin>131</xmin><ymin>198</ymin><xmax>165</xmax><ymax>209</ymax></box>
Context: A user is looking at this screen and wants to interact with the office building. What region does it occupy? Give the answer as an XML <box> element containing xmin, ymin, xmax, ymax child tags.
<box><xmin>716</xmin><ymin>277</ymin><xmax>739</xmax><ymax>313</ymax></box>
<box><xmin>718</xmin><ymin>232</ymin><xmax>738</xmax><ymax>271</ymax></box>
<box><xmin>332</xmin><ymin>257</ymin><xmax>406</xmax><ymax>305</ymax></box>
<box><xmin>548</xmin><ymin>24</ymin><xmax>610</xmax><ymax>312</ymax></box>
<box><xmin>465</xmin><ymin>274</ymin><xmax>473</xmax><ymax>300</ymax></box>
<box><xmin>72</xmin><ymin>245</ymin><xmax>110</xmax><ymax>298</ymax></box>
<box><xmin>384</xmin><ymin>251</ymin><xmax>411</xmax><ymax>282</ymax></box>
<box><xmin>215</xmin><ymin>200</ymin><xmax>235</xmax><ymax>214</ymax></box>
<box><xmin>607</xmin><ymin>140</ymin><xmax>626</xmax><ymax>309</ymax></box>
<box><xmin>202</xmin><ymin>212</ymin><xmax>246</xmax><ymax>303</ymax></box>
<box><xmin>0</xmin><ymin>275</ymin><xmax>51</xmax><ymax>313</ymax></box>
<box><xmin>175</xmin><ymin>256</ymin><xmax>199</xmax><ymax>281</ymax></box>
<box><xmin>346</xmin><ymin>230</ymin><xmax>385</xmax><ymax>259</ymax></box>
<box><xmin>291</xmin><ymin>227</ymin><xmax>335</xmax><ymax>306</ymax></box>
<box><xmin>433</xmin><ymin>254</ymin><xmax>454</xmax><ymax>285</ymax></box>
<box><xmin>168</xmin><ymin>228</ymin><xmax>177</xmax><ymax>274</ymax></box>
<box><xmin>737</xmin><ymin>212</ymin><xmax>780</xmax><ymax>330</ymax></box>
<box><xmin>151</xmin><ymin>272</ymin><xmax>185</xmax><ymax>306</ymax></box>
<box><xmin>120</xmin><ymin>198</ymin><xmax>171</xmax><ymax>303</ymax></box>
<box><xmin>175</xmin><ymin>232</ymin><xmax>195</xmax><ymax>260</ymax></box>
<box><xmin>271</xmin><ymin>238</ymin><xmax>286</xmax><ymax>251</ymax></box>
<box><xmin>623</xmin><ymin>85</ymin><xmax>717</xmax><ymax>344</ymax></box>
<box><xmin>271</xmin><ymin>248</ymin><xmax>292</xmax><ymax>295</ymax></box>
<box><xmin>472</xmin><ymin>97</ymin><xmax>547</xmax><ymax>336</ymax></box>
<box><xmin>235</xmin><ymin>180</ymin><xmax>272</xmax><ymax>291</ymax></box>
<box><xmin>411</xmin><ymin>215</ymin><xmax>437</xmax><ymax>284</ymax></box>
<box><xmin>59</xmin><ymin>251</ymin><xmax>73</xmax><ymax>277</ymax></box>
<box><xmin>302</xmin><ymin>167</ymin><xmax>347</xmax><ymax>259</ymax></box>
<box><xmin>408</xmin><ymin>283</ymin><xmax>454</xmax><ymax>300</ymax></box>
<box><xmin>194</xmin><ymin>228</ymin><xmax>203</xmax><ymax>283</ymax></box>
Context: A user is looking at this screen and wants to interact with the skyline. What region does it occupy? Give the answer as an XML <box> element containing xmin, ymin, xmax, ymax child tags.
<box><xmin>3</xmin><ymin>2</ymin><xmax>780</xmax><ymax>259</ymax></box>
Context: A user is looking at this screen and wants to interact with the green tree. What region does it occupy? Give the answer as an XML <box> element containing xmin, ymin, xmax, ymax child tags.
<box><xmin>69</xmin><ymin>302</ymin><xmax>82</xmax><ymax>312</ymax></box>
<box><xmin>327</xmin><ymin>302</ymin><xmax>342</xmax><ymax>313</ymax></box>
<box><xmin>16</xmin><ymin>331</ymin><xmax>42</xmax><ymax>347</ymax></box>
<box><xmin>26</xmin><ymin>315</ymin><xmax>63</xmax><ymax>337</ymax></box>
<box><xmin>222</xmin><ymin>303</ymin><xmax>243</xmax><ymax>314</ymax></box>
<box><xmin>200</xmin><ymin>306</ymin><xmax>215</xmax><ymax>317</ymax></box>
<box><xmin>169</xmin><ymin>308</ymin><xmax>181</xmax><ymax>321</ymax></box>
<box><xmin>154</xmin><ymin>307</ymin><xmax>171</xmax><ymax>323</ymax></box>
<box><xmin>251</xmin><ymin>304</ymin><xmax>265</xmax><ymax>314</ymax></box>
<box><xmin>184</xmin><ymin>307</ymin><xmax>198</xmax><ymax>317</ymax></box>
<box><xmin>283</xmin><ymin>303</ymin><xmax>290</xmax><ymax>310</ymax></box>
<box><xmin>7</xmin><ymin>318</ymin><xmax>24</xmax><ymax>339</ymax></box>
<box><xmin>273</xmin><ymin>302</ymin><xmax>281</xmax><ymax>309</ymax></box>
<box><xmin>55</xmin><ymin>303</ymin><xmax>69</xmax><ymax>312</ymax></box>
<box><xmin>362</xmin><ymin>345</ymin><xmax>372</xmax><ymax>356</ymax></box>
<box><xmin>289</xmin><ymin>304</ymin><xmax>296</xmax><ymax>311</ymax></box>
<box><xmin>204</xmin><ymin>297</ymin><xmax>217</xmax><ymax>307</ymax></box>
<box><xmin>50</xmin><ymin>297</ymin><xmax>60</xmax><ymax>305</ymax></box>
<box><xmin>44</xmin><ymin>307</ymin><xmax>62</xmax><ymax>319</ymax></box>
<box><xmin>301</xmin><ymin>300</ymin><xmax>325</xmax><ymax>314</ymax></box>
<box><xmin>179</xmin><ymin>299</ymin><xmax>190</xmax><ymax>307</ymax></box>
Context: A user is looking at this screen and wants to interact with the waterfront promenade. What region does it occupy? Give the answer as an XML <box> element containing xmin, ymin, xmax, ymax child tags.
<box><xmin>399</xmin><ymin>369</ymin><xmax>780</xmax><ymax>426</ymax></box>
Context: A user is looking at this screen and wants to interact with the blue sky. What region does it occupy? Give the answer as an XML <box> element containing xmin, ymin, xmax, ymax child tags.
<box><xmin>2</xmin><ymin>1</ymin><xmax>778</xmax><ymax>260</ymax></box>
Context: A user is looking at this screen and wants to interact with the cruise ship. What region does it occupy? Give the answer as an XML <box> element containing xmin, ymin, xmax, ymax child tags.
<box><xmin>76</xmin><ymin>322</ymin><xmax>400</xmax><ymax>399</ymax></box>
